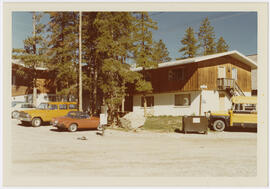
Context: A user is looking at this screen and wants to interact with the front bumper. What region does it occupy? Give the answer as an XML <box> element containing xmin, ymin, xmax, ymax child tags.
<box><xmin>19</xmin><ymin>117</ymin><xmax>31</xmax><ymax>122</ymax></box>
<box><xmin>53</xmin><ymin>123</ymin><xmax>66</xmax><ymax>129</ymax></box>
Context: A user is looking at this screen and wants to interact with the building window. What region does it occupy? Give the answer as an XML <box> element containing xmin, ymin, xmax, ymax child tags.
<box><xmin>232</xmin><ymin>67</ymin><xmax>237</xmax><ymax>81</ymax></box>
<box><xmin>141</xmin><ymin>96</ymin><xmax>154</xmax><ymax>107</ymax></box>
<box><xmin>168</xmin><ymin>68</ymin><xmax>184</xmax><ymax>81</ymax></box>
<box><xmin>175</xmin><ymin>94</ymin><xmax>191</xmax><ymax>106</ymax></box>
<box><xmin>218</xmin><ymin>66</ymin><xmax>226</xmax><ymax>78</ymax></box>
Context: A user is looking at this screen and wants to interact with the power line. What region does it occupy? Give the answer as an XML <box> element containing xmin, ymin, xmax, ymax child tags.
<box><xmin>154</xmin><ymin>12</ymin><xmax>250</xmax><ymax>34</ymax></box>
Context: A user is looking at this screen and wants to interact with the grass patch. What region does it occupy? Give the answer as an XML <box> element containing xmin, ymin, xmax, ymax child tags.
<box><xmin>142</xmin><ymin>116</ymin><xmax>182</xmax><ymax>132</ymax></box>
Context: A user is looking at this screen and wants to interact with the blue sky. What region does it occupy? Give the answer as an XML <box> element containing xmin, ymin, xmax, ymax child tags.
<box><xmin>12</xmin><ymin>12</ymin><xmax>257</xmax><ymax>60</ymax></box>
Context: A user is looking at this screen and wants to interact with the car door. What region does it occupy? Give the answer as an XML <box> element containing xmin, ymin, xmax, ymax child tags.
<box><xmin>59</xmin><ymin>104</ymin><xmax>69</xmax><ymax>116</ymax></box>
<box><xmin>77</xmin><ymin>113</ymin><xmax>95</xmax><ymax>129</ymax></box>
<box><xmin>88</xmin><ymin>116</ymin><xmax>100</xmax><ymax>128</ymax></box>
<box><xmin>46</xmin><ymin>104</ymin><xmax>58</xmax><ymax>121</ymax></box>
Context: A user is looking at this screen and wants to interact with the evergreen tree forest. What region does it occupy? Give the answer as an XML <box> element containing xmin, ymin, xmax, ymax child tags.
<box><xmin>178</xmin><ymin>17</ymin><xmax>230</xmax><ymax>59</ymax></box>
<box><xmin>12</xmin><ymin>12</ymin><xmax>170</xmax><ymax>123</ymax></box>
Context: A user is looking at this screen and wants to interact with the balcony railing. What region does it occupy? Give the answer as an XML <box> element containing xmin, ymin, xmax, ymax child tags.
<box><xmin>217</xmin><ymin>78</ymin><xmax>245</xmax><ymax>96</ymax></box>
<box><xmin>217</xmin><ymin>78</ymin><xmax>235</xmax><ymax>90</ymax></box>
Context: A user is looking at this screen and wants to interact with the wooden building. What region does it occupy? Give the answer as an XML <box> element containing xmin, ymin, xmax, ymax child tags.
<box><xmin>12</xmin><ymin>59</ymin><xmax>56</xmax><ymax>105</ymax></box>
<box><xmin>130</xmin><ymin>51</ymin><xmax>257</xmax><ymax>116</ymax></box>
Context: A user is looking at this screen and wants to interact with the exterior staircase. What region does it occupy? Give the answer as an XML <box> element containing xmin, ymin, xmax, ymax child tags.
<box><xmin>217</xmin><ymin>78</ymin><xmax>245</xmax><ymax>97</ymax></box>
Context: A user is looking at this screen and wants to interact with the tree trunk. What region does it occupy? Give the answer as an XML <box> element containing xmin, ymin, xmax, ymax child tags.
<box><xmin>33</xmin><ymin>87</ymin><xmax>37</xmax><ymax>106</ymax></box>
<box><xmin>78</xmin><ymin>11</ymin><xmax>83</xmax><ymax>111</ymax></box>
<box><xmin>143</xmin><ymin>95</ymin><xmax>147</xmax><ymax>117</ymax></box>
<box><xmin>121</xmin><ymin>97</ymin><xmax>125</xmax><ymax>113</ymax></box>
<box><xmin>94</xmin><ymin>67</ymin><xmax>98</xmax><ymax>114</ymax></box>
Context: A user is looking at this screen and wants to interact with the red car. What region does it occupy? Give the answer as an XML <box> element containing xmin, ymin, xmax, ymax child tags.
<box><xmin>51</xmin><ymin>111</ymin><xmax>103</xmax><ymax>132</ymax></box>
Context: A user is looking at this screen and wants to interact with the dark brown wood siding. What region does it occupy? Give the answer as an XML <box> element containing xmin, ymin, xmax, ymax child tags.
<box><xmin>149</xmin><ymin>63</ymin><xmax>198</xmax><ymax>93</ymax></box>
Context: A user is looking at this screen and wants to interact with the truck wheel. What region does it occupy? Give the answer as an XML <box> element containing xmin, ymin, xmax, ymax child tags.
<box><xmin>213</xmin><ymin>120</ymin><xmax>226</xmax><ymax>132</ymax></box>
<box><xmin>32</xmin><ymin>118</ymin><xmax>42</xmax><ymax>127</ymax></box>
<box><xmin>68</xmin><ymin>124</ymin><xmax>77</xmax><ymax>132</ymax></box>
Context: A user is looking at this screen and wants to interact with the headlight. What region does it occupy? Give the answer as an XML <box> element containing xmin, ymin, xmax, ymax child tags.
<box><xmin>205</xmin><ymin>111</ymin><xmax>211</xmax><ymax>119</ymax></box>
<box><xmin>54</xmin><ymin>120</ymin><xmax>58</xmax><ymax>124</ymax></box>
<box><xmin>26</xmin><ymin>114</ymin><xmax>31</xmax><ymax>118</ymax></box>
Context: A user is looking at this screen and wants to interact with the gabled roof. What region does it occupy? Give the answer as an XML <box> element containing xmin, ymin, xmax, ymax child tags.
<box><xmin>131</xmin><ymin>50</ymin><xmax>257</xmax><ymax>71</ymax></box>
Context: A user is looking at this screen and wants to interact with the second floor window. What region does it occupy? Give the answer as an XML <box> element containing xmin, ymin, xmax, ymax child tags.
<box><xmin>168</xmin><ymin>68</ymin><xmax>184</xmax><ymax>81</ymax></box>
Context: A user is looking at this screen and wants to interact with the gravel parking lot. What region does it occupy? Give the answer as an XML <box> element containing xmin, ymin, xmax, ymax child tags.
<box><xmin>11</xmin><ymin>119</ymin><xmax>257</xmax><ymax>177</ymax></box>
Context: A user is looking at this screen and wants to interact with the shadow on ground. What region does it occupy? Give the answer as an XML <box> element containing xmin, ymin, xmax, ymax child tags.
<box><xmin>174</xmin><ymin>128</ymin><xmax>207</xmax><ymax>135</ymax></box>
<box><xmin>17</xmin><ymin>121</ymin><xmax>51</xmax><ymax>127</ymax></box>
<box><xmin>174</xmin><ymin>127</ymin><xmax>257</xmax><ymax>134</ymax></box>
<box><xmin>49</xmin><ymin>128</ymin><xmax>98</xmax><ymax>132</ymax></box>
<box><xmin>225</xmin><ymin>127</ymin><xmax>257</xmax><ymax>133</ymax></box>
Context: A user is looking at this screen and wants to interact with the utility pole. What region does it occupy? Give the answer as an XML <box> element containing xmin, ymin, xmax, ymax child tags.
<box><xmin>78</xmin><ymin>11</ymin><xmax>83</xmax><ymax>111</ymax></box>
<box><xmin>32</xmin><ymin>12</ymin><xmax>37</xmax><ymax>107</ymax></box>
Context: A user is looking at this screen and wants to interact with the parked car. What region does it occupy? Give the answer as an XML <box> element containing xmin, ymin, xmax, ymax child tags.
<box><xmin>11</xmin><ymin>103</ymin><xmax>36</xmax><ymax>119</ymax></box>
<box><xmin>51</xmin><ymin>111</ymin><xmax>103</xmax><ymax>132</ymax></box>
<box><xmin>18</xmin><ymin>102</ymin><xmax>77</xmax><ymax>127</ymax></box>
<box><xmin>206</xmin><ymin>96</ymin><xmax>257</xmax><ymax>131</ymax></box>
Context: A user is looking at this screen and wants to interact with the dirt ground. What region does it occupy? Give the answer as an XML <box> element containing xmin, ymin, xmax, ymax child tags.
<box><xmin>11</xmin><ymin>119</ymin><xmax>257</xmax><ymax>177</ymax></box>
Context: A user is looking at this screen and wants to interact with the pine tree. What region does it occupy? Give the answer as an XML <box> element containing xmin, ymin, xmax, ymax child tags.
<box><xmin>94</xmin><ymin>12</ymin><xmax>140</xmax><ymax>125</ymax></box>
<box><xmin>152</xmin><ymin>39</ymin><xmax>171</xmax><ymax>63</ymax></box>
<box><xmin>179</xmin><ymin>27</ymin><xmax>199</xmax><ymax>58</ymax></box>
<box><xmin>132</xmin><ymin>12</ymin><xmax>158</xmax><ymax>116</ymax></box>
<box><xmin>198</xmin><ymin>17</ymin><xmax>216</xmax><ymax>55</ymax></box>
<box><xmin>12</xmin><ymin>12</ymin><xmax>48</xmax><ymax>106</ymax></box>
<box><xmin>46</xmin><ymin>12</ymin><xmax>79</xmax><ymax>101</ymax></box>
<box><xmin>81</xmin><ymin>12</ymin><xmax>101</xmax><ymax>114</ymax></box>
<box><xmin>216</xmin><ymin>36</ymin><xmax>229</xmax><ymax>53</ymax></box>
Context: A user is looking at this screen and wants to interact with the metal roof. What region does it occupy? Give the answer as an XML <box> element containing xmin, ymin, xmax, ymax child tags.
<box><xmin>131</xmin><ymin>50</ymin><xmax>258</xmax><ymax>71</ymax></box>
<box><xmin>12</xmin><ymin>59</ymin><xmax>48</xmax><ymax>71</ymax></box>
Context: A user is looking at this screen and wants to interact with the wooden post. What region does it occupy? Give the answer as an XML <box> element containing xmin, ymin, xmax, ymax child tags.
<box><xmin>78</xmin><ymin>11</ymin><xmax>82</xmax><ymax>111</ymax></box>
